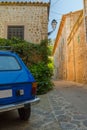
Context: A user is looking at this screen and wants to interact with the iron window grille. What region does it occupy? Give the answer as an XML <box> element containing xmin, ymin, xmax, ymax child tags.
<box><xmin>7</xmin><ymin>26</ymin><xmax>24</xmax><ymax>40</ymax></box>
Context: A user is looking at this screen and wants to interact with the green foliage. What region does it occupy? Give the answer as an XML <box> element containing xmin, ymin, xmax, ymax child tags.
<box><xmin>0</xmin><ymin>38</ymin><xmax>42</xmax><ymax>66</ymax></box>
<box><xmin>29</xmin><ymin>62</ymin><xmax>53</xmax><ymax>94</ymax></box>
<box><xmin>0</xmin><ymin>37</ymin><xmax>53</xmax><ymax>94</ymax></box>
<box><xmin>47</xmin><ymin>45</ymin><xmax>53</xmax><ymax>56</ymax></box>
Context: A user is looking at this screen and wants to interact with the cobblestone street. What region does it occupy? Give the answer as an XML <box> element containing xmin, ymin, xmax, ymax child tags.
<box><xmin>1</xmin><ymin>80</ymin><xmax>87</xmax><ymax>130</ymax></box>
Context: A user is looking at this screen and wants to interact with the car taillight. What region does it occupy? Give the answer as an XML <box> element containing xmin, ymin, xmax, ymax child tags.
<box><xmin>32</xmin><ymin>82</ymin><xmax>37</xmax><ymax>95</ymax></box>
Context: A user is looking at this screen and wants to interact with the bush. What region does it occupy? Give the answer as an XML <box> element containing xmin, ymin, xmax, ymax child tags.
<box><xmin>29</xmin><ymin>62</ymin><xmax>53</xmax><ymax>94</ymax></box>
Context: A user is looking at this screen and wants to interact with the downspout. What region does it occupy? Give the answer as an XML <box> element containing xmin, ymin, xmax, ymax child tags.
<box><xmin>71</xmin><ymin>12</ymin><xmax>76</xmax><ymax>81</ymax></box>
<box><xmin>48</xmin><ymin>0</ymin><xmax>51</xmax><ymax>21</ymax></box>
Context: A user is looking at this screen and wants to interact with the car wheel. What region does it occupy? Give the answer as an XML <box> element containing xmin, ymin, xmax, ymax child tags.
<box><xmin>18</xmin><ymin>104</ymin><xmax>31</xmax><ymax>121</ymax></box>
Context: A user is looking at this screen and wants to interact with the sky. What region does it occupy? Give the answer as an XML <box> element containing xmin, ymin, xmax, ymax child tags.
<box><xmin>48</xmin><ymin>0</ymin><xmax>83</xmax><ymax>39</ymax></box>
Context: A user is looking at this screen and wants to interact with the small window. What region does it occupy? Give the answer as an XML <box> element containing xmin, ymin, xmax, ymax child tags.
<box><xmin>7</xmin><ymin>26</ymin><xmax>24</xmax><ymax>40</ymax></box>
<box><xmin>0</xmin><ymin>56</ymin><xmax>21</xmax><ymax>71</ymax></box>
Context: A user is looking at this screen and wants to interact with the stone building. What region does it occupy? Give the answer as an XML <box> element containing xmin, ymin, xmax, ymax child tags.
<box><xmin>53</xmin><ymin>7</ymin><xmax>87</xmax><ymax>83</ymax></box>
<box><xmin>0</xmin><ymin>0</ymin><xmax>49</xmax><ymax>43</ymax></box>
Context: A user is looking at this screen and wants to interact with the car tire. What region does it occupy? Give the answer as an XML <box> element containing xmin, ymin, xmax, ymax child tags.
<box><xmin>18</xmin><ymin>104</ymin><xmax>31</xmax><ymax>121</ymax></box>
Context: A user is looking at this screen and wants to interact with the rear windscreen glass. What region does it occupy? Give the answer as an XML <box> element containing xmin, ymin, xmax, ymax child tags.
<box><xmin>0</xmin><ymin>55</ymin><xmax>21</xmax><ymax>71</ymax></box>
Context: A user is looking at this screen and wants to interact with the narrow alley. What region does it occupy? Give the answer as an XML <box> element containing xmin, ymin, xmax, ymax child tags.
<box><xmin>1</xmin><ymin>80</ymin><xmax>87</xmax><ymax>130</ymax></box>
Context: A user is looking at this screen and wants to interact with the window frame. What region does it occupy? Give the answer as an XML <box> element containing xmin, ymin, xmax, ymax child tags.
<box><xmin>0</xmin><ymin>55</ymin><xmax>22</xmax><ymax>71</ymax></box>
<box><xmin>7</xmin><ymin>26</ymin><xmax>24</xmax><ymax>40</ymax></box>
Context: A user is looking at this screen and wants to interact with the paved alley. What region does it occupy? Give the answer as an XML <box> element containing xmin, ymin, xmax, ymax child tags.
<box><xmin>1</xmin><ymin>80</ymin><xmax>87</xmax><ymax>130</ymax></box>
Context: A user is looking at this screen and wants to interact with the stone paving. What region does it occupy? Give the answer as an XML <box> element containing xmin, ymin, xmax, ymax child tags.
<box><xmin>31</xmin><ymin>93</ymin><xmax>61</xmax><ymax>130</ymax></box>
<box><xmin>47</xmin><ymin>89</ymin><xmax>87</xmax><ymax>130</ymax></box>
<box><xmin>1</xmin><ymin>81</ymin><xmax>87</xmax><ymax>130</ymax></box>
<box><xmin>31</xmin><ymin>83</ymin><xmax>87</xmax><ymax>130</ymax></box>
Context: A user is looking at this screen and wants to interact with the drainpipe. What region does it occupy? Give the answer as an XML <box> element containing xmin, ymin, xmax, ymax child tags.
<box><xmin>73</xmin><ymin>34</ymin><xmax>76</xmax><ymax>81</ymax></box>
<box><xmin>71</xmin><ymin>12</ymin><xmax>76</xmax><ymax>81</ymax></box>
<box><xmin>49</xmin><ymin>0</ymin><xmax>51</xmax><ymax>21</ymax></box>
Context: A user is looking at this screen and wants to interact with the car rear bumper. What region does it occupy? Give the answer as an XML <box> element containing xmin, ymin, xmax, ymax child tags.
<box><xmin>0</xmin><ymin>97</ymin><xmax>40</xmax><ymax>112</ymax></box>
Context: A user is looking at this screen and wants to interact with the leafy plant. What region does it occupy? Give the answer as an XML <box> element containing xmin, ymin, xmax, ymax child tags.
<box><xmin>29</xmin><ymin>62</ymin><xmax>53</xmax><ymax>94</ymax></box>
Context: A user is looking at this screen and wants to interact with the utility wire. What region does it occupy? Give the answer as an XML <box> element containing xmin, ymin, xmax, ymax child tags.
<box><xmin>51</xmin><ymin>11</ymin><xmax>63</xmax><ymax>15</ymax></box>
<box><xmin>51</xmin><ymin>0</ymin><xmax>63</xmax><ymax>8</ymax></box>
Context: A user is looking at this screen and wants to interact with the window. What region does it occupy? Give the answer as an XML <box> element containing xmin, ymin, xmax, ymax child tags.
<box><xmin>7</xmin><ymin>26</ymin><xmax>24</xmax><ymax>40</ymax></box>
<box><xmin>0</xmin><ymin>56</ymin><xmax>21</xmax><ymax>71</ymax></box>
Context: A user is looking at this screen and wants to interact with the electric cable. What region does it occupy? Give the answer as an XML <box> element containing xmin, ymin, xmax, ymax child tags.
<box><xmin>51</xmin><ymin>11</ymin><xmax>63</xmax><ymax>15</ymax></box>
<box><xmin>51</xmin><ymin>0</ymin><xmax>63</xmax><ymax>8</ymax></box>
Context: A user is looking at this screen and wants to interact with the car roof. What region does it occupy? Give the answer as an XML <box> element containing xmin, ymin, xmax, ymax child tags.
<box><xmin>0</xmin><ymin>51</ymin><xmax>16</xmax><ymax>56</ymax></box>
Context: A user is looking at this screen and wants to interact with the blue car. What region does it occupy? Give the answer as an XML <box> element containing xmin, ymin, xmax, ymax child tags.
<box><xmin>0</xmin><ymin>50</ymin><xmax>40</xmax><ymax>120</ymax></box>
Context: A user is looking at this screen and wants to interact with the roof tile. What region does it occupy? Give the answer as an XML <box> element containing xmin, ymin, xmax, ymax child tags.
<box><xmin>0</xmin><ymin>0</ymin><xmax>49</xmax><ymax>3</ymax></box>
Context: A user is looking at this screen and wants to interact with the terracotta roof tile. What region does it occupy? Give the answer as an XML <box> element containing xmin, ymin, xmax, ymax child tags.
<box><xmin>0</xmin><ymin>0</ymin><xmax>49</xmax><ymax>3</ymax></box>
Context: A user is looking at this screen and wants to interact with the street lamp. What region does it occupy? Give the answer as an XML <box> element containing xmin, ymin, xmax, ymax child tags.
<box><xmin>48</xmin><ymin>19</ymin><xmax>57</xmax><ymax>36</ymax></box>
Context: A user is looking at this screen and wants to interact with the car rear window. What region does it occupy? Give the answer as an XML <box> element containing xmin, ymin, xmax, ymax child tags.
<box><xmin>0</xmin><ymin>55</ymin><xmax>21</xmax><ymax>71</ymax></box>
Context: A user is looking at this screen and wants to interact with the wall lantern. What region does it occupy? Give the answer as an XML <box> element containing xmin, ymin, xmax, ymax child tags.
<box><xmin>48</xmin><ymin>19</ymin><xmax>57</xmax><ymax>36</ymax></box>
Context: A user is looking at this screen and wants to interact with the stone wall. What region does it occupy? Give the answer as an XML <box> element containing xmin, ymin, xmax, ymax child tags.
<box><xmin>53</xmin><ymin>11</ymin><xmax>82</xmax><ymax>81</ymax></box>
<box><xmin>74</xmin><ymin>21</ymin><xmax>87</xmax><ymax>83</ymax></box>
<box><xmin>53</xmin><ymin>10</ymin><xmax>87</xmax><ymax>84</ymax></box>
<box><xmin>0</xmin><ymin>2</ymin><xmax>49</xmax><ymax>43</ymax></box>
